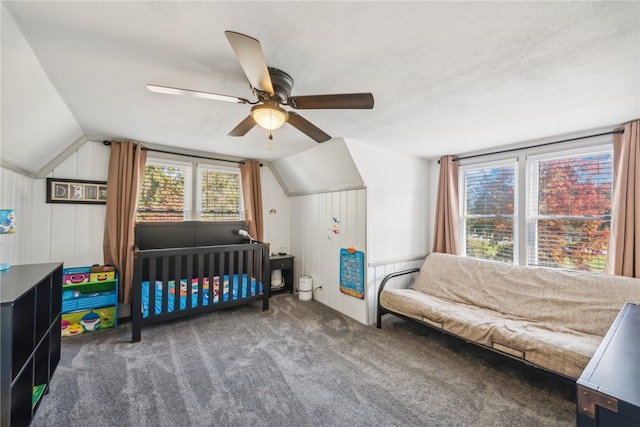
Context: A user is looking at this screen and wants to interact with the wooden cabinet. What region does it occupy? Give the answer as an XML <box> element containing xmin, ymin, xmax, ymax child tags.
<box><xmin>0</xmin><ymin>263</ymin><xmax>63</xmax><ymax>427</ymax></box>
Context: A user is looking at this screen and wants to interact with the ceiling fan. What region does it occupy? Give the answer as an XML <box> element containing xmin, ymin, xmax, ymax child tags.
<box><xmin>147</xmin><ymin>31</ymin><xmax>374</xmax><ymax>144</ymax></box>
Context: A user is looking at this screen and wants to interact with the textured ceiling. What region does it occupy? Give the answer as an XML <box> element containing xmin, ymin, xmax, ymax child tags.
<box><xmin>2</xmin><ymin>1</ymin><xmax>639</xmax><ymax>174</ymax></box>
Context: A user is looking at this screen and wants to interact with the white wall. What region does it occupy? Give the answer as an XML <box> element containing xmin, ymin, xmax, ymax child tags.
<box><xmin>281</xmin><ymin>139</ymin><xmax>432</xmax><ymax>325</ymax></box>
<box><xmin>346</xmin><ymin>140</ymin><xmax>431</xmax><ymax>264</ymax></box>
<box><xmin>290</xmin><ymin>189</ymin><xmax>368</xmax><ymax>323</ymax></box>
<box><xmin>261</xmin><ymin>165</ymin><xmax>290</xmax><ymax>255</ymax></box>
<box><xmin>0</xmin><ymin>168</ymin><xmax>32</xmax><ymax>265</ymax></box>
<box><xmin>427</xmin><ymin>158</ymin><xmax>440</xmax><ymax>252</ymax></box>
<box><xmin>346</xmin><ymin>140</ymin><xmax>431</xmax><ymax>324</ymax></box>
<box><xmin>0</xmin><ymin>140</ymin><xmax>109</xmax><ymax>268</ymax></box>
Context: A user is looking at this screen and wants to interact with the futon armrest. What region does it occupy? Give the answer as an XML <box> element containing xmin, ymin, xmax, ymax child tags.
<box><xmin>378</xmin><ymin>268</ymin><xmax>420</xmax><ymax>293</ymax></box>
<box><xmin>377</xmin><ymin>267</ymin><xmax>420</xmax><ymax>328</ymax></box>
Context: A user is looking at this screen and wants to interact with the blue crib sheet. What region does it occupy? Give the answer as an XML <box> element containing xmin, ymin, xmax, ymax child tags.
<box><xmin>141</xmin><ymin>274</ymin><xmax>261</xmax><ymax>318</ymax></box>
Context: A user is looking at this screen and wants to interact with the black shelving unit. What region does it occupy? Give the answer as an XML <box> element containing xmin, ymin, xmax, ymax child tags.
<box><xmin>0</xmin><ymin>263</ymin><xmax>63</xmax><ymax>427</ymax></box>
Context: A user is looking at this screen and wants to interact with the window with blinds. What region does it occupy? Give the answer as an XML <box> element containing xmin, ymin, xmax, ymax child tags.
<box><xmin>136</xmin><ymin>158</ymin><xmax>243</xmax><ymax>222</ymax></box>
<box><xmin>527</xmin><ymin>150</ymin><xmax>612</xmax><ymax>271</ymax></box>
<box><xmin>137</xmin><ymin>160</ymin><xmax>192</xmax><ymax>221</ymax></box>
<box><xmin>197</xmin><ymin>165</ymin><xmax>243</xmax><ymax>221</ymax></box>
<box><xmin>457</xmin><ymin>144</ymin><xmax>613</xmax><ymax>272</ymax></box>
<box><xmin>460</xmin><ymin>161</ymin><xmax>516</xmax><ymax>263</ymax></box>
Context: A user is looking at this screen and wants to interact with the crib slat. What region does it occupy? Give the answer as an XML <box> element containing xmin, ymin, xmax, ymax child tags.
<box><xmin>207</xmin><ymin>252</ymin><xmax>216</xmax><ymax>304</ymax></box>
<box><xmin>227</xmin><ymin>251</ymin><xmax>234</xmax><ymax>302</ymax></box>
<box><xmin>247</xmin><ymin>248</ymin><xmax>255</xmax><ymax>283</ymax></box>
<box><xmin>249</xmin><ymin>248</ymin><xmax>256</xmax><ymax>295</ymax></box>
<box><xmin>238</xmin><ymin>249</ymin><xmax>245</xmax><ymax>299</ymax></box>
<box><xmin>149</xmin><ymin>258</ymin><xmax>157</xmax><ymax>316</ymax></box>
<box><xmin>185</xmin><ymin>254</ymin><xmax>193</xmax><ymax>310</ymax></box>
<box><xmin>161</xmin><ymin>256</ymin><xmax>169</xmax><ymax>315</ymax></box>
<box><xmin>218</xmin><ymin>252</ymin><xmax>226</xmax><ymax>303</ymax></box>
<box><xmin>174</xmin><ymin>255</ymin><xmax>182</xmax><ymax>312</ymax></box>
<box><xmin>197</xmin><ymin>252</ymin><xmax>204</xmax><ymax>308</ymax></box>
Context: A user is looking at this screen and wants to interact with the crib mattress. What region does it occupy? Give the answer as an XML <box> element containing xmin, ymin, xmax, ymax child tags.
<box><xmin>141</xmin><ymin>274</ymin><xmax>261</xmax><ymax>318</ymax></box>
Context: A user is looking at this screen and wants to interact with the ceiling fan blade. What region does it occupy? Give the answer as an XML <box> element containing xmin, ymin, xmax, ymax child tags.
<box><xmin>288</xmin><ymin>93</ymin><xmax>374</xmax><ymax>110</ymax></box>
<box><xmin>228</xmin><ymin>115</ymin><xmax>257</xmax><ymax>137</ymax></box>
<box><xmin>224</xmin><ymin>31</ymin><xmax>274</xmax><ymax>94</ymax></box>
<box><xmin>287</xmin><ymin>112</ymin><xmax>332</xmax><ymax>143</ymax></box>
<box><xmin>147</xmin><ymin>84</ymin><xmax>249</xmax><ymax>104</ymax></box>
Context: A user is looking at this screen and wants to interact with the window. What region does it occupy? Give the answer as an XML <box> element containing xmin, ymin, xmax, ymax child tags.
<box><xmin>137</xmin><ymin>158</ymin><xmax>243</xmax><ymax>222</ymax></box>
<box><xmin>460</xmin><ymin>160</ymin><xmax>517</xmax><ymax>263</ymax></box>
<box><xmin>197</xmin><ymin>165</ymin><xmax>243</xmax><ymax>221</ymax></box>
<box><xmin>527</xmin><ymin>150</ymin><xmax>612</xmax><ymax>271</ymax></box>
<box><xmin>458</xmin><ymin>144</ymin><xmax>612</xmax><ymax>272</ymax></box>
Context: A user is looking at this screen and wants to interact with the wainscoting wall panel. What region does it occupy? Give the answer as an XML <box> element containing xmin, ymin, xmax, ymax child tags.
<box><xmin>0</xmin><ymin>168</ymin><xmax>33</xmax><ymax>265</ymax></box>
<box><xmin>39</xmin><ymin>140</ymin><xmax>110</xmax><ymax>267</ymax></box>
<box><xmin>0</xmin><ymin>141</ymin><xmax>109</xmax><ymax>267</ymax></box>
<box><xmin>367</xmin><ymin>256</ymin><xmax>427</xmax><ymax>324</ymax></box>
<box><xmin>290</xmin><ymin>189</ymin><xmax>367</xmax><ymax>324</ymax></box>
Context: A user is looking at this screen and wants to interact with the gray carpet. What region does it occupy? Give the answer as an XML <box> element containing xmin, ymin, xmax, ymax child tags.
<box><xmin>33</xmin><ymin>294</ymin><xmax>576</xmax><ymax>427</ymax></box>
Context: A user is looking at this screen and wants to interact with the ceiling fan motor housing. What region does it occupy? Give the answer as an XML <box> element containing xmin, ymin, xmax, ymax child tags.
<box><xmin>267</xmin><ymin>67</ymin><xmax>294</xmax><ymax>104</ymax></box>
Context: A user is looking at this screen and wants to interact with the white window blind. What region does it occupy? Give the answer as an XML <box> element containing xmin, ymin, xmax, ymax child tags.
<box><xmin>197</xmin><ymin>165</ymin><xmax>244</xmax><ymax>221</ymax></box>
<box><xmin>527</xmin><ymin>149</ymin><xmax>612</xmax><ymax>271</ymax></box>
<box><xmin>137</xmin><ymin>160</ymin><xmax>192</xmax><ymax>221</ymax></box>
<box><xmin>460</xmin><ymin>160</ymin><xmax>517</xmax><ymax>263</ymax></box>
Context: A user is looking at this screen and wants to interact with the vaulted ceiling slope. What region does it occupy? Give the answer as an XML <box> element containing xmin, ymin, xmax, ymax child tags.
<box><xmin>2</xmin><ymin>2</ymin><xmax>639</xmax><ymax>176</ymax></box>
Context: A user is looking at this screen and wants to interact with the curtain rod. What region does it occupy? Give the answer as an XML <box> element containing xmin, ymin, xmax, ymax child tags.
<box><xmin>102</xmin><ymin>141</ymin><xmax>249</xmax><ymax>165</ymax></box>
<box><xmin>438</xmin><ymin>129</ymin><xmax>625</xmax><ymax>164</ymax></box>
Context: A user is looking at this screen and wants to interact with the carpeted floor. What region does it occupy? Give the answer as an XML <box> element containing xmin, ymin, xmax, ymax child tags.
<box><xmin>33</xmin><ymin>293</ymin><xmax>576</xmax><ymax>427</ymax></box>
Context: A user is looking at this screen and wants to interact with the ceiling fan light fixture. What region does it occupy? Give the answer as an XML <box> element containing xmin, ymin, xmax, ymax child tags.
<box><xmin>251</xmin><ymin>104</ymin><xmax>288</xmax><ymax>130</ymax></box>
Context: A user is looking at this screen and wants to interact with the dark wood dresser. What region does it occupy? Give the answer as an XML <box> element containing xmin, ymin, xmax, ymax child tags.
<box><xmin>577</xmin><ymin>302</ymin><xmax>640</xmax><ymax>427</ymax></box>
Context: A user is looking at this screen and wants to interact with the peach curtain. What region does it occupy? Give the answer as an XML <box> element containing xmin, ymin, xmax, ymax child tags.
<box><xmin>432</xmin><ymin>155</ymin><xmax>460</xmax><ymax>254</ymax></box>
<box><xmin>606</xmin><ymin>120</ymin><xmax>640</xmax><ymax>278</ymax></box>
<box><xmin>103</xmin><ymin>141</ymin><xmax>147</xmax><ymax>303</ymax></box>
<box><xmin>240</xmin><ymin>160</ymin><xmax>264</xmax><ymax>242</ymax></box>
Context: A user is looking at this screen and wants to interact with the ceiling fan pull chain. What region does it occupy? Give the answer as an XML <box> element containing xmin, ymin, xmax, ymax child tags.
<box><xmin>267</xmin><ymin>131</ymin><xmax>273</xmax><ymax>151</ymax></box>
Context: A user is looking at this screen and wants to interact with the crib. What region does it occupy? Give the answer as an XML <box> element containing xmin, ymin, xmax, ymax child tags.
<box><xmin>131</xmin><ymin>221</ymin><xmax>269</xmax><ymax>342</ymax></box>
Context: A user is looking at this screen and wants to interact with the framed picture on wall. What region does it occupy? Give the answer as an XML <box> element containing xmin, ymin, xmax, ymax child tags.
<box><xmin>46</xmin><ymin>178</ymin><xmax>108</xmax><ymax>204</ymax></box>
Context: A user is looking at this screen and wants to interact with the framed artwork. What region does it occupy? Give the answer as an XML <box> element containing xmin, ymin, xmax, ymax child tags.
<box><xmin>46</xmin><ymin>178</ymin><xmax>107</xmax><ymax>204</ymax></box>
